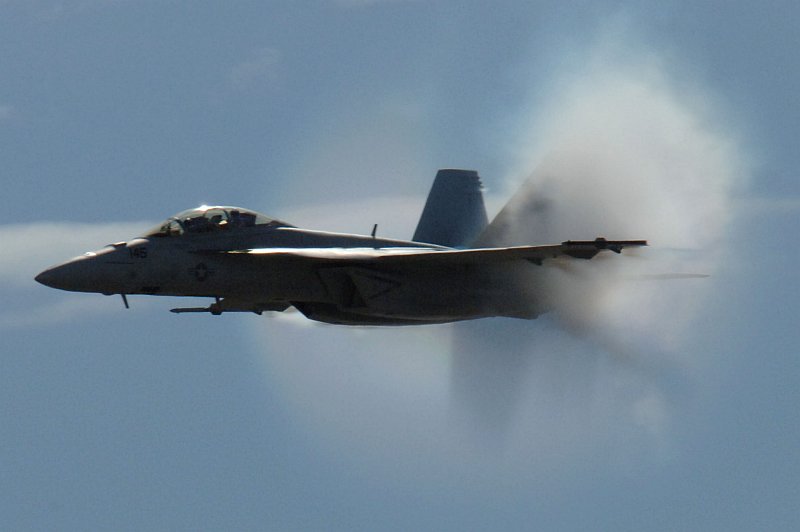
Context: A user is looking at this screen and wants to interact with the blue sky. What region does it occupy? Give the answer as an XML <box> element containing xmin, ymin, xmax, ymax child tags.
<box><xmin>2</xmin><ymin>1</ymin><xmax>799</xmax><ymax>530</ymax></box>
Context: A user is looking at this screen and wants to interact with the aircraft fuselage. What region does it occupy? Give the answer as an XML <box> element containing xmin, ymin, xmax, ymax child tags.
<box><xmin>35</xmin><ymin>172</ymin><xmax>645</xmax><ymax>326</ymax></box>
<box><xmin>36</xmin><ymin>224</ymin><xmax>545</xmax><ymax>325</ymax></box>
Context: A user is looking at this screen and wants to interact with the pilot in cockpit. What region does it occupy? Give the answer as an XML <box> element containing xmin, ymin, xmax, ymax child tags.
<box><xmin>144</xmin><ymin>206</ymin><xmax>290</xmax><ymax>238</ymax></box>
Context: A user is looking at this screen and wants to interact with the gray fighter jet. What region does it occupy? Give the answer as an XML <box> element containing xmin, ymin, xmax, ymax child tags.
<box><xmin>35</xmin><ymin>170</ymin><xmax>646</xmax><ymax>325</ymax></box>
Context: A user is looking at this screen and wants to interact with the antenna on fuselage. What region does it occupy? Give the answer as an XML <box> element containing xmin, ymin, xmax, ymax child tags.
<box><xmin>371</xmin><ymin>224</ymin><xmax>378</xmax><ymax>238</ymax></box>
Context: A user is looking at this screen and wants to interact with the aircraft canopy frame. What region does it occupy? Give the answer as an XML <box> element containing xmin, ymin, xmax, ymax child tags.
<box><xmin>144</xmin><ymin>206</ymin><xmax>292</xmax><ymax>237</ymax></box>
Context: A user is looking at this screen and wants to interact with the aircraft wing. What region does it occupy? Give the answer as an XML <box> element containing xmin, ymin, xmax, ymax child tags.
<box><xmin>216</xmin><ymin>238</ymin><xmax>646</xmax><ymax>265</ymax></box>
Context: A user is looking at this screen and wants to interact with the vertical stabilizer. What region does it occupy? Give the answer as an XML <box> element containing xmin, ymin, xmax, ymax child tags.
<box><xmin>412</xmin><ymin>169</ymin><xmax>488</xmax><ymax>248</ymax></box>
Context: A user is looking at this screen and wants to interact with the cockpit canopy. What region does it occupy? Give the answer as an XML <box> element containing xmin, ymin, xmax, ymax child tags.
<box><xmin>144</xmin><ymin>206</ymin><xmax>293</xmax><ymax>237</ymax></box>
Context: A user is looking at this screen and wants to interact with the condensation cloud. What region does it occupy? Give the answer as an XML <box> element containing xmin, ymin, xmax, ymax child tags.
<box><xmin>249</xmin><ymin>32</ymin><xmax>747</xmax><ymax>479</ymax></box>
<box><xmin>487</xmin><ymin>36</ymin><xmax>746</xmax><ymax>356</ymax></box>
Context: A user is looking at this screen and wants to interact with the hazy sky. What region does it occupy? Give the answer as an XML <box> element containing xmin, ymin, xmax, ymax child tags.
<box><xmin>2</xmin><ymin>1</ymin><xmax>799</xmax><ymax>530</ymax></box>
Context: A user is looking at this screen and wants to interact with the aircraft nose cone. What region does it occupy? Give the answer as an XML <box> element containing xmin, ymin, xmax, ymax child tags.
<box><xmin>36</xmin><ymin>249</ymin><xmax>134</xmax><ymax>294</ymax></box>
<box><xmin>34</xmin><ymin>269</ymin><xmax>49</xmax><ymax>286</ymax></box>
<box><xmin>35</xmin><ymin>256</ymin><xmax>103</xmax><ymax>292</ymax></box>
<box><xmin>35</xmin><ymin>264</ymin><xmax>68</xmax><ymax>290</ymax></box>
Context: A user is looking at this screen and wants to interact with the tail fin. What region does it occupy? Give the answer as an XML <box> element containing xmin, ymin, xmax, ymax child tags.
<box><xmin>412</xmin><ymin>169</ymin><xmax>488</xmax><ymax>248</ymax></box>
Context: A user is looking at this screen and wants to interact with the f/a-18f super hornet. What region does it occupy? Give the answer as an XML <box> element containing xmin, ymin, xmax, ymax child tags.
<box><xmin>35</xmin><ymin>170</ymin><xmax>646</xmax><ymax>325</ymax></box>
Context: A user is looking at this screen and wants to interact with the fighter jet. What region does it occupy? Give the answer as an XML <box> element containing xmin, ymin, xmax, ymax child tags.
<box><xmin>35</xmin><ymin>170</ymin><xmax>645</xmax><ymax>325</ymax></box>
